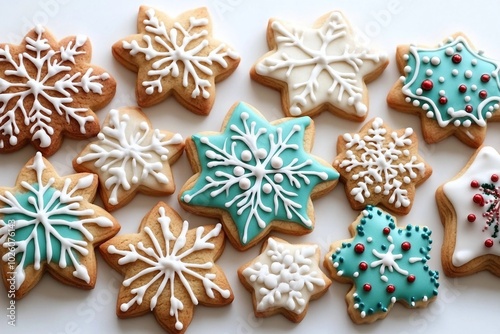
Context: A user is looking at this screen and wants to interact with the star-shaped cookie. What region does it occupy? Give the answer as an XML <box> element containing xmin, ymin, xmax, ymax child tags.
<box><xmin>100</xmin><ymin>202</ymin><xmax>233</xmax><ymax>334</ymax></box>
<box><xmin>334</xmin><ymin>117</ymin><xmax>431</xmax><ymax>215</ymax></box>
<box><xmin>387</xmin><ymin>33</ymin><xmax>500</xmax><ymax>148</ymax></box>
<box><xmin>0</xmin><ymin>152</ymin><xmax>120</xmax><ymax>299</ymax></box>
<box><xmin>112</xmin><ymin>6</ymin><xmax>240</xmax><ymax>115</ymax></box>
<box><xmin>324</xmin><ymin>206</ymin><xmax>439</xmax><ymax>324</ymax></box>
<box><xmin>73</xmin><ymin>106</ymin><xmax>184</xmax><ymax>211</ymax></box>
<box><xmin>251</xmin><ymin>11</ymin><xmax>388</xmax><ymax>120</ymax></box>
<box><xmin>238</xmin><ymin>237</ymin><xmax>331</xmax><ymax>323</ymax></box>
<box><xmin>437</xmin><ymin>146</ymin><xmax>500</xmax><ymax>276</ymax></box>
<box><xmin>179</xmin><ymin>102</ymin><xmax>339</xmax><ymax>250</ymax></box>
<box><xmin>0</xmin><ymin>25</ymin><xmax>116</xmax><ymax>156</ymax></box>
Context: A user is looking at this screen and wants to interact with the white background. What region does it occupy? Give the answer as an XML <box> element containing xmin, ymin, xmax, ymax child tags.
<box><xmin>0</xmin><ymin>0</ymin><xmax>499</xmax><ymax>333</ymax></box>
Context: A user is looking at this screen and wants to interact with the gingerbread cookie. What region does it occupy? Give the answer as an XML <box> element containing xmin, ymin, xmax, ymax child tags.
<box><xmin>73</xmin><ymin>106</ymin><xmax>184</xmax><ymax>211</ymax></box>
<box><xmin>334</xmin><ymin>117</ymin><xmax>431</xmax><ymax>215</ymax></box>
<box><xmin>251</xmin><ymin>11</ymin><xmax>388</xmax><ymax>120</ymax></box>
<box><xmin>0</xmin><ymin>25</ymin><xmax>116</xmax><ymax>156</ymax></box>
<box><xmin>100</xmin><ymin>202</ymin><xmax>233</xmax><ymax>334</ymax></box>
<box><xmin>387</xmin><ymin>33</ymin><xmax>500</xmax><ymax>148</ymax></box>
<box><xmin>112</xmin><ymin>6</ymin><xmax>240</xmax><ymax>115</ymax></box>
<box><xmin>0</xmin><ymin>152</ymin><xmax>120</xmax><ymax>299</ymax></box>
<box><xmin>179</xmin><ymin>102</ymin><xmax>339</xmax><ymax>251</ymax></box>
<box><xmin>238</xmin><ymin>237</ymin><xmax>331</xmax><ymax>323</ymax></box>
<box><xmin>324</xmin><ymin>205</ymin><xmax>439</xmax><ymax>324</ymax></box>
<box><xmin>437</xmin><ymin>146</ymin><xmax>500</xmax><ymax>277</ymax></box>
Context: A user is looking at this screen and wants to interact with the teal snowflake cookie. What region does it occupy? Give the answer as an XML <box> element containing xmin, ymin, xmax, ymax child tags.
<box><xmin>388</xmin><ymin>33</ymin><xmax>500</xmax><ymax>148</ymax></box>
<box><xmin>324</xmin><ymin>205</ymin><xmax>439</xmax><ymax>324</ymax></box>
<box><xmin>0</xmin><ymin>152</ymin><xmax>120</xmax><ymax>299</ymax></box>
<box><xmin>179</xmin><ymin>102</ymin><xmax>339</xmax><ymax>250</ymax></box>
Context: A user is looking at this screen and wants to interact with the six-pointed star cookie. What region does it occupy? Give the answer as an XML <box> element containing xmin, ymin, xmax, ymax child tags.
<box><xmin>324</xmin><ymin>205</ymin><xmax>439</xmax><ymax>324</ymax></box>
<box><xmin>73</xmin><ymin>106</ymin><xmax>184</xmax><ymax>211</ymax></box>
<box><xmin>0</xmin><ymin>152</ymin><xmax>120</xmax><ymax>299</ymax></box>
<box><xmin>437</xmin><ymin>146</ymin><xmax>500</xmax><ymax>277</ymax></box>
<box><xmin>334</xmin><ymin>117</ymin><xmax>431</xmax><ymax>215</ymax></box>
<box><xmin>251</xmin><ymin>11</ymin><xmax>388</xmax><ymax>120</ymax></box>
<box><xmin>0</xmin><ymin>25</ymin><xmax>116</xmax><ymax>156</ymax></box>
<box><xmin>112</xmin><ymin>6</ymin><xmax>240</xmax><ymax>115</ymax></box>
<box><xmin>387</xmin><ymin>33</ymin><xmax>500</xmax><ymax>148</ymax></box>
<box><xmin>100</xmin><ymin>202</ymin><xmax>233</xmax><ymax>334</ymax></box>
<box><xmin>179</xmin><ymin>102</ymin><xmax>339</xmax><ymax>251</ymax></box>
<box><xmin>238</xmin><ymin>237</ymin><xmax>331</xmax><ymax>323</ymax></box>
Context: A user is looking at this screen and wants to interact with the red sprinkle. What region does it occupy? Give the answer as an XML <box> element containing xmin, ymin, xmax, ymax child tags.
<box><xmin>470</xmin><ymin>180</ymin><xmax>480</xmax><ymax>188</ymax></box>
<box><xmin>481</xmin><ymin>74</ymin><xmax>490</xmax><ymax>83</ymax></box>
<box><xmin>467</xmin><ymin>214</ymin><xmax>476</xmax><ymax>223</ymax></box>
<box><xmin>359</xmin><ymin>262</ymin><xmax>368</xmax><ymax>271</ymax></box>
<box><xmin>386</xmin><ymin>285</ymin><xmax>396</xmax><ymax>293</ymax></box>
<box><xmin>421</xmin><ymin>79</ymin><xmax>434</xmax><ymax>91</ymax></box>
<box><xmin>485</xmin><ymin>239</ymin><xmax>494</xmax><ymax>248</ymax></box>
<box><xmin>363</xmin><ymin>284</ymin><xmax>372</xmax><ymax>292</ymax></box>
<box><xmin>401</xmin><ymin>242</ymin><xmax>411</xmax><ymax>251</ymax></box>
<box><xmin>458</xmin><ymin>84</ymin><xmax>467</xmax><ymax>93</ymax></box>
<box><xmin>407</xmin><ymin>275</ymin><xmax>416</xmax><ymax>283</ymax></box>
<box><xmin>354</xmin><ymin>243</ymin><xmax>365</xmax><ymax>254</ymax></box>
<box><xmin>452</xmin><ymin>54</ymin><xmax>462</xmax><ymax>64</ymax></box>
<box><xmin>492</xmin><ymin>174</ymin><xmax>499</xmax><ymax>182</ymax></box>
<box><xmin>383</xmin><ymin>227</ymin><xmax>391</xmax><ymax>235</ymax></box>
<box><xmin>465</xmin><ymin>105</ymin><xmax>473</xmax><ymax>113</ymax></box>
<box><xmin>439</xmin><ymin>96</ymin><xmax>448</xmax><ymax>104</ymax></box>
<box><xmin>479</xmin><ymin>90</ymin><xmax>488</xmax><ymax>99</ymax></box>
<box><xmin>473</xmin><ymin>194</ymin><xmax>484</xmax><ymax>206</ymax></box>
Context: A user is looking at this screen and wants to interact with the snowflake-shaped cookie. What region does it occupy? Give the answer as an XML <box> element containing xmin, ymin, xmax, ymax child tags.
<box><xmin>113</xmin><ymin>6</ymin><xmax>240</xmax><ymax>115</ymax></box>
<box><xmin>334</xmin><ymin>117</ymin><xmax>431</xmax><ymax>215</ymax></box>
<box><xmin>387</xmin><ymin>33</ymin><xmax>500</xmax><ymax>148</ymax></box>
<box><xmin>251</xmin><ymin>11</ymin><xmax>387</xmax><ymax>120</ymax></box>
<box><xmin>100</xmin><ymin>202</ymin><xmax>233</xmax><ymax>334</ymax></box>
<box><xmin>0</xmin><ymin>152</ymin><xmax>120</xmax><ymax>299</ymax></box>
<box><xmin>179</xmin><ymin>102</ymin><xmax>339</xmax><ymax>250</ymax></box>
<box><xmin>238</xmin><ymin>237</ymin><xmax>331</xmax><ymax>323</ymax></box>
<box><xmin>438</xmin><ymin>146</ymin><xmax>500</xmax><ymax>277</ymax></box>
<box><xmin>324</xmin><ymin>206</ymin><xmax>439</xmax><ymax>324</ymax></box>
<box><xmin>73</xmin><ymin>107</ymin><xmax>184</xmax><ymax>211</ymax></box>
<box><xmin>0</xmin><ymin>25</ymin><xmax>116</xmax><ymax>156</ymax></box>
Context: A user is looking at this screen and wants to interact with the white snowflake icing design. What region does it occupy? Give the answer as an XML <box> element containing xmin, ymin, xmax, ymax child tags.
<box><xmin>76</xmin><ymin>109</ymin><xmax>183</xmax><ymax>205</ymax></box>
<box><xmin>123</xmin><ymin>8</ymin><xmax>239</xmax><ymax>99</ymax></box>
<box><xmin>0</xmin><ymin>152</ymin><xmax>113</xmax><ymax>289</ymax></box>
<box><xmin>339</xmin><ymin>118</ymin><xmax>426</xmax><ymax>208</ymax></box>
<box><xmin>0</xmin><ymin>25</ymin><xmax>110</xmax><ymax>148</ymax></box>
<box><xmin>107</xmin><ymin>206</ymin><xmax>230</xmax><ymax>331</ymax></box>
<box><xmin>241</xmin><ymin>238</ymin><xmax>326</xmax><ymax>314</ymax></box>
<box><xmin>255</xmin><ymin>12</ymin><xmax>386</xmax><ymax>116</ymax></box>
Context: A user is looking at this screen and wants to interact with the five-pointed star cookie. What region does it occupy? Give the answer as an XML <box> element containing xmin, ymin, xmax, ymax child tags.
<box><xmin>0</xmin><ymin>25</ymin><xmax>116</xmax><ymax>156</ymax></box>
<box><xmin>73</xmin><ymin>106</ymin><xmax>184</xmax><ymax>211</ymax></box>
<box><xmin>112</xmin><ymin>6</ymin><xmax>240</xmax><ymax>115</ymax></box>
<box><xmin>437</xmin><ymin>146</ymin><xmax>500</xmax><ymax>277</ymax></box>
<box><xmin>387</xmin><ymin>33</ymin><xmax>500</xmax><ymax>148</ymax></box>
<box><xmin>238</xmin><ymin>237</ymin><xmax>331</xmax><ymax>323</ymax></box>
<box><xmin>334</xmin><ymin>117</ymin><xmax>431</xmax><ymax>215</ymax></box>
<box><xmin>0</xmin><ymin>152</ymin><xmax>120</xmax><ymax>299</ymax></box>
<box><xmin>324</xmin><ymin>206</ymin><xmax>439</xmax><ymax>324</ymax></box>
<box><xmin>179</xmin><ymin>102</ymin><xmax>339</xmax><ymax>251</ymax></box>
<box><xmin>251</xmin><ymin>11</ymin><xmax>388</xmax><ymax>120</ymax></box>
<box><xmin>100</xmin><ymin>202</ymin><xmax>233</xmax><ymax>334</ymax></box>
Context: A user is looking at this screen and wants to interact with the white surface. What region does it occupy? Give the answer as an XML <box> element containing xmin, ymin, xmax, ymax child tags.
<box><xmin>0</xmin><ymin>0</ymin><xmax>499</xmax><ymax>333</ymax></box>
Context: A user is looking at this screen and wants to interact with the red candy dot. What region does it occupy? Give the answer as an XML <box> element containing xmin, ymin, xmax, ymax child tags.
<box><xmin>481</xmin><ymin>74</ymin><xmax>490</xmax><ymax>83</ymax></box>
<box><xmin>386</xmin><ymin>285</ymin><xmax>396</xmax><ymax>293</ymax></box>
<box><xmin>354</xmin><ymin>243</ymin><xmax>365</xmax><ymax>254</ymax></box>
<box><xmin>458</xmin><ymin>84</ymin><xmax>467</xmax><ymax>93</ymax></box>
<box><xmin>363</xmin><ymin>284</ymin><xmax>372</xmax><ymax>292</ymax></box>
<box><xmin>485</xmin><ymin>239</ymin><xmax>494</xmax><ymax>248</ymax></box>
<box><xmin>421</xmin><ymin>79</ymin><xmax>434</xmax><ymax>91</ymax></box>
<box><xmin>492</xmin><ymin>174</ymin><xmax>499</xmax><ymax>182</ymax></box>
<box><xmin>452</xmin><ymin>54</ymin><xmax>462</xmax><ymax>64</ymax></box>
<box><xmin>467</xmin><ymin>214</ymin><xmax>476</xmax><ymax>223</ymax></box>
<box><xmin>439</xmin><ymin>96</ymin><xmax>448</xmax><ymax>104</ymax></box>
<box><xmin>383</xmin><ymin>227</ymin><xmax>391</xmax><ymax>235</ymax></box>
<box><xmin>359</xmin><ymin>262</ymin><xmax>368</xmax><ymax>271</ymax></box>
<box><xmin>470</xmin><ymin>180</ymin><xmax>479</xmax><ymax>188</ymax></box>
<box><xmin>407</xmin><ymin>275</ymin><xmax>416</xmax><ymax>283</ymax></box>
<box><xmin>479</xmin><ymin>90</ymin><xmax>488</xmax><ymax>99</ymax></box>
<box><xmin>473</xmin><ymin>194</ymin><xmax>484</xmax><ymax>206</ymax></box>
<box><xmin>465</xmin><ymin>105</ymin><xmax>473</xmax><ymax>113</ymax></box>
<box><xmin>401</xmin><ymin>242</ymin><xmax>411</xmax><ymax>251</ymax></box>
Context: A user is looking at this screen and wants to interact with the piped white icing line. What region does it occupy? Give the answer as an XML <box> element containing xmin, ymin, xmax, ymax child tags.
<box><xmin>0</xmin><ymin>25</ymin><xmax>110</xmax><ymax>148</ymax></box>
<box><xmin>76</xmin><ymin>108</ymin><xmax>183</xmax><ymax>205</ymax></box>
<box><xmin>0</xmin><ymin>152</ymin><xmax>113</xmax><ymax>289</ymax></box>
<box><xmin>123</xmin><ymin>8</ymin><xmax>239</xmax><ymax>99</ymax></box>
<box><xmin>255</xmin><ymin>12</ymin><xmax>386</xmax><ymax>116</ymax></box>
<box><xmin>107</xmin><ymin>207</ymin><xmax>230</xmax><ymax>331</ymax></box>
<box><xmin>241</xmin><ymin>238</ymin><xmax>326</xmax><ymax>314</ymax></box>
